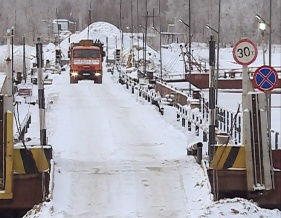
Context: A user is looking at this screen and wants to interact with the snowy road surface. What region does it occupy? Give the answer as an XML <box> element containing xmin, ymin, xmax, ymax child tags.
<box><xmin>45</xmin><ymin>71</ymin><xmax>210</xmax><ymax>218</ymax></box>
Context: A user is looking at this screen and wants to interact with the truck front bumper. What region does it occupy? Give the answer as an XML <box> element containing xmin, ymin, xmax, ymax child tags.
<box><xmin>70</xmin><ymin>70</ymin><xmax>102</xmax><ymax>80</ymax></box>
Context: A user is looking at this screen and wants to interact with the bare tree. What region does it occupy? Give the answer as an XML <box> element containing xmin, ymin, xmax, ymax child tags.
<box><xmin>0</xmin><ymin>0</ymin><xmax>279</xmax><ymax>45</ymax></box>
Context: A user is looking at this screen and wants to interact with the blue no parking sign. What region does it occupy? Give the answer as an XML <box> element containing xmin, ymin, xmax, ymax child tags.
<box><xmin>253</xmin><ymin>65</ymin><xmax>278</xmax><ymax>92</ymax></box>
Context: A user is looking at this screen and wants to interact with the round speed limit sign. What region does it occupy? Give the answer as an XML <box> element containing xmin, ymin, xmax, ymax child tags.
<box><xmin>233</xmin><ymin>38</ymin><xmax>258</xmax><ymax>66</ymax></box>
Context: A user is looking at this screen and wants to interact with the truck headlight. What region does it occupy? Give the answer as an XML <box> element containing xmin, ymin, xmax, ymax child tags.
<box><xmin>71</xmin><ymin>72</ymin><xmax>78</xmax><ymax>76</ymax></box>
<box><xmin>95</xmin><ymin>72</ymin><xmax>101</xmax><ymax>76</ymax></box>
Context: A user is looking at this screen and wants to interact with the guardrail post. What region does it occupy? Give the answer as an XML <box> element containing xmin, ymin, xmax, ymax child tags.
<box><xmin>219</xmin><ymin>108</ymin><xmax>223</xmax><ymax>130</ymax></box>
<box><xmin>160</xmin><ymin>106</ymin><xmax>164</xmax><ymax>115</ymax></box>
<box><xmin>223</xmin><ymin>110</ymin><xmax>226</xmax><ymax>132</ymax></box>
<box><xmin>230</xmin><ymin>113</ymin><xmax>233</xmax><ymax>137</ymax></box>
<box><xmin>188</xmin><ymin>120</ymin><xmax>191</xmax><ymax>131</ymax></box>
<box><xmin>227</xmin><ymin>111</ymin><xmax>230</xmax><ymax>132</ymax></box>
<box><xmin>132</xmin><ymin>85</ymin><xmax>134</xmax><ymax>94</ymax></box>
<box><xmin>195</xmin><ymin>125</ymin><xmax>199</xmax><ymax>136</ymax></box>
<box><xmin>182</xmin><ymin>117</ymin><xmax>185</xmax><ymax>127</ymax></box>
<box><xmin>202</xmin><ymin>98</ymin><xmax>205</xmax><ymax>118</ymax></box>
<box><xmin>275</xmin><ymin>132</ymin><xmax>279</xmax><ymax>149</ymax></box>
<box><xmin>196</xmin><ymin>142</ymin><xmax>203</xmax><ymax>164</ymax></box>
<box><xmin>203</xmin><ymin>131</ymin><xmax>207</xmax><ymax>142</ymax></box>
<box><xmin>238</xmin><ymin>115</ymin><xmax>241</xmax><ymax>144</ymax></box>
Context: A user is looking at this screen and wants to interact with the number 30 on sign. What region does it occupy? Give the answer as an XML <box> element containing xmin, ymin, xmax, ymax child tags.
<box><xmin>233</xmin><ymin>38</ymin><xmax>258</xmax><ymax>66</ymax></box>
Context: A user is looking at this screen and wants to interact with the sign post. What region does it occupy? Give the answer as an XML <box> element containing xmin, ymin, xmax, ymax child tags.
<box><xmin>233</xmin><ymin>38</ymin><xmax>258</xmax><ymax>191</ymax></box>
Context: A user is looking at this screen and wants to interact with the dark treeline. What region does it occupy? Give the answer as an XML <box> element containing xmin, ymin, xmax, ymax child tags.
<box><xmin>0</xmin><ymin>0</ymin><xmax>280</xmax><ymax>45</ymax></box>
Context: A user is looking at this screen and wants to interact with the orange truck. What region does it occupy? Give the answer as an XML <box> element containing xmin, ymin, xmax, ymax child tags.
<box><xmin>69</xmin><ymin>39</ymin><xmax>105</xmax><ymax>84</ymax></box>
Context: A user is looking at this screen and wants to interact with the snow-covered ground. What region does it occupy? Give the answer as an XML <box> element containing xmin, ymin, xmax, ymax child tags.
<box><xmin>0</xmin><ymin>21</ymin><xmax>280</xmax><ymax>217</ymax></box>
<box><xmin>23</xmin><ymin>70</ymin><xmax>281</xmax><ymax>218</ymax></box>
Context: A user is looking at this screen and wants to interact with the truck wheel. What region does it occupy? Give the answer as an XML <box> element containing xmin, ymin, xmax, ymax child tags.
<box><xmin>70</xmin><ymin>77</ymin><xmax>78</xmax><ymax>84</ymax></box>
<box><xmin>95</xmin><ymin>77</ymin><xmax>102</xmax><ymax>84</ymax></box>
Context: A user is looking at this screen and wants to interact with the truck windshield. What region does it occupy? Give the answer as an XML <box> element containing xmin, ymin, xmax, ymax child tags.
<box><xmin>73</xmin><ymin>49</ymin><xmax>100</xmax><ymax>58</ymax></box>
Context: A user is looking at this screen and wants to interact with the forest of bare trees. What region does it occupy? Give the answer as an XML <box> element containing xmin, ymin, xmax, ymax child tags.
<box><xmin>0</xmin><ymin>0</ymin><xmax>280</xmax><ymax>45</ymax></box>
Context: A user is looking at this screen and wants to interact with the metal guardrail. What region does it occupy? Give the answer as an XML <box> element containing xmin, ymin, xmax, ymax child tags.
<box><xmin>162</xmin><ymin>74</ymin><xmax>185</xmax><ymax>80</ymax></box>
<box><xmin>119</xmin><ymin>74</ymin><xmax>164</xmax><ymax>115</ymax></box>
<box><xmin>177</xmin><ymin>97</ymin><xmax>280</xmax><ymax>149</ymax></box>
<box><xmin>119</xmin><ymin>74</ymin><xmax>280</xmax><ymax>149</ymax></box>
<box><xmin>175</xmin><ymin>97</ymin><xmax>242</xmax><ymax>145</ymax></box>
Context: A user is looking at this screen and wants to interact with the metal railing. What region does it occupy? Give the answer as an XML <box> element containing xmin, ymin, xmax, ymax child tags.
<box><xmin>119</xmin><ymin>74</ymin><xmax>280</xmax><ymax>149</ymax></box>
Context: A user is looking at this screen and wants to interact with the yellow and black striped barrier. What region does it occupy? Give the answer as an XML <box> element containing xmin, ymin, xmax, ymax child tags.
<box><xmin>210</xmin><ymin>145</ymin><xmax>245</xmax><ymax>170</ymax></box>
<box><xmin>13</xmin><ymin>145</ymin><xmax>52</xmax><ymax>174</ymax></box>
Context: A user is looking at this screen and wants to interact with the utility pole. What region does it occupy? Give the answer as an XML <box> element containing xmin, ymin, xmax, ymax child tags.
<box><xmin>14</xmin><ymin>8</ymin><xmax>17</xmax><ymax>38</ymax></box>
<box><xmin>88</xmin><ymin>2</ymin><xmax>92</xmax><ymax>39</ymax></box>
<box><xmin>144</xmin><ymin>0</ymin><xmax>148</xmax><ymax>75</ymax></box>
<box><xmin>56</xmin><ymin>8</ymin><xmax>60</xmax><ymax>47</ymax></box>
<box><xmin>216</xmin><ymin>0</ymin><xmax>221</xmax><ymax>107</ymax></box>
<box><xmin>142</xmin><ymin>32</ymin><xmax>145</xmax><ymax>71</ymax></box>
<box><xmin>23</xmin><ymin>35</ymin><xmax>26</xmax><ymax>84</ymax></box>
<box><xmin>5</xmin><ymin>29</ymin><xmax>13</xmax><ymax>113</ymax></box>
<box><xmin>106</xmin><ymin>36</ymin><xmax>109</xmax><ymax>63</ymax></box>
<box><xmin>130</xmin><ymin>0</ymin><xmax>134</xmax><ymax>66</ymax></box>
<box><xmin>188</xmin><ymin>0</ymin><xmax>192</xmax><ymax>96</ymax></box>
<box><xmin>143</xmin><ymin>7</ymin><xmax>159</xmax><ymax>75</ymax></box>
<box><xmin>119</xmin><ymin>0</ymin><xmax>122</xmax><ymax>34</ymax></box>
<box><xmin>119</xmin><ymin>0</ymin><xmax>124</xmax><ymax>57</ymax></box>
<box><xmin>137</xmin><ymin>0</ymin><xmax>140</xmax><ymax>65</ymax></box>
<box><xmin>159</xmin><ymin>0</ymin><xmax>162</xmax><ymax>81</ymax></box>
<box><xmin>269</xmin><ymin>0</ymin><xmax>272</xmax><ymax>66</ymax></box>
<box><xmin>268</xmin><ymin>0</ymin><xmax>272</xmax><ymax>147</ymax></box>
<box><xmin>159</xmin><ymin>26</ymin><xmax>162</xmax><ymax>81</ymax></box>
<box><xmin>11</xmin><ymin>27</ymin><xmax>14</xmax><ymax>91</ymax></box>
<box><xmin>36</xmin><ymin>38</ymin><xmax>47</xmax><ymax>146</ymax></box>
<box><xmin>208</xmin><ymin>35</ymin><xmax>216</xmax><ymax>164</ymax></box>
<box><xmin>144</xmin><ymin>11</ymin><xmax>148</xmax><ymax>76</ymax></box>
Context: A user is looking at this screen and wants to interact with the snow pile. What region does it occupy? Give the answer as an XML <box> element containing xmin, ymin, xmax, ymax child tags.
<box><xmin>201</xmin><ymin>198</ymin><xmax>281</xmax><ymax>218</ymax></box>
<box><xmin>60</xmin><ymin>21</ymin><xmax>121</xmax><ymax>50</ymax></box>
<box><xmin>23</xmin><ymin>202</ymin><xmax>53</xmax><ymax>218</ymax></box>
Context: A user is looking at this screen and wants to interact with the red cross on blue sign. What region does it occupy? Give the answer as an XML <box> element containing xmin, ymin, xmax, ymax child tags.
<box><xmin>253</xmin><ymin>65</ymin><xmax>278</xmax><ymax>92</ymax></box>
